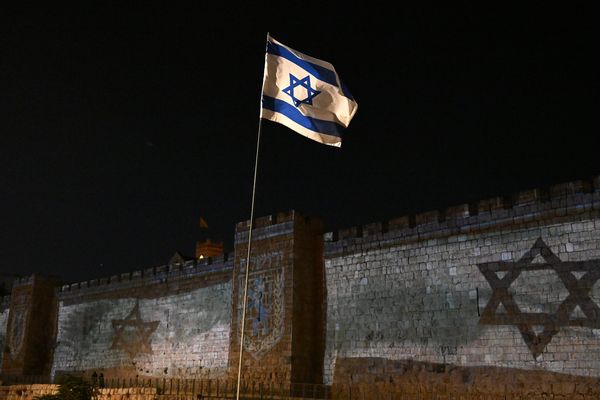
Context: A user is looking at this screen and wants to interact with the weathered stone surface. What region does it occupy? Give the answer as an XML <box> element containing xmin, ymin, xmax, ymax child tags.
<box><xmin>332</xmin><ymin>357</ymin><xmax>600</xmax><ymax>398</ymax></box>
<box><xmin>51</xmin><ymin>282</ymin><xmax>232</xmax><ymax>380</ymax></box>
<box><xmin>323</xmin><ymin>206</ymin><xmax>600</xmax><ymax>384</ymax></box>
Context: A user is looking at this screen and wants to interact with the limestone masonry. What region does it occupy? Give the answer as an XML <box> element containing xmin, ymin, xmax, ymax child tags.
<box><xmin>1</xmin><ymin>176</ymin><xmax>600</xmax><ymax>396</ymax></box>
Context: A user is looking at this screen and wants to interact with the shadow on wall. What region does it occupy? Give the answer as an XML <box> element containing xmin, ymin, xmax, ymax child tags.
<box><xmin>329</xmin><ymin>275</ymin><xmax>483</xmax><ymax>353</ymax></box>
<box><xmin>332</xmin><ymin>357</ymin><xmax>600</xmax><ymax>398</ymax></box>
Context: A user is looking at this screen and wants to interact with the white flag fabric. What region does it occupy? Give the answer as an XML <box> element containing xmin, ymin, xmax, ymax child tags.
<box><xmin>260</xmin><ymin>35</ymin><xmax>358</xmax><ymax>147</ymax></box>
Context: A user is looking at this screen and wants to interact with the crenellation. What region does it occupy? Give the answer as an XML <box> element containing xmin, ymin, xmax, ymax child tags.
<box><xmin>389</xmin><ymin>215</ymin><xmax>411</xmax><ymax>230</ymax></box>
<box><xmin>276</xmin><ymin>209</ymin><xmax>296</xmax><ymax>223</ymax></box>
<box><xmin>168</xmin><ymin>262</ymin><xmax>181</xmax><ymax>272</ymax></box>
<box><xmin>254</xmin><ymin>214</ymin><xmax>275</xmax><ymax>228</ymax></box>
<box><xmin>566</xmin><ymin>192</ymin><xmax>595</xmax><ymax>211</ymax></box>
<box><xmin>515</xmin><ymin>188</ymin><xmax>539</xmax><ymax>205</ymax></box>
<box><xmin>416</xmin><ymin>210</ymin><xmax>441</xmax><ymax>226</ymax></box>
<box><xmin>203</xmin><ymin>252</ymin><xmax>228</xmax><ymax>264</ymax></box>
<box><xmin>55</xmin><ymin>259</ymin><xmax>232</xmax><ymax>299</ymax></box>
<box><xmin>234</xmin><ymin>219</ymin><xmax>295</xmax><ymax>243</ymax></box>
<box><xmin>131</xmin><ymin>270</ymin><xmax>142</xmax><ymax>279</ymax></box>
<box><xmin>236</xmin><ymin>219</ymin><xmax>251</xmax><ymax>232</ymax></box>
<box><xmin>323</xmin><ymin>231</ymin><xmax>338</xmax><ymax>242</ymax></box>
<box><xmin>446</xmin><ymin>203</ymin><xmax>470</xmax><ymax>220</ymax></box>
<box><xmin>325</xmin><ymin>176</ymin><xmax>600</xmax><ymax>253</ymax></box>
<box><xmin>155</xmin><ymin>265</ymin><xmax>168</xmax><ymax>274</ymax></box>
<box><xmin>478</xmin><ymin>196</ymin><xmax>505</xmax><ymax>213</ymax></box>
<box><xmin>362</xmin><ymin>222</ymin><xmax>387</xmax><ymax>237</ymax></box>
<box><xmin>549</xmin><ymin>182</ymin><xmax>572</xmax><ymax>197</ymax></box>
<box><xmin>13</xmin><ymin>275</ymin><xmax>35</xmax><ymax>287</ymax></box>
<box><xmin>236</xmin><ymin>210</ymin><xmax>298</xmax><ymax>234</ymax></box>
<box><xmin>550</xmin><ymin>179</ymin><xmax>593</xmax><ymax>197</ymax></box>
<box><xmin>489</xmin><ymin>204</ymin><xmax>512</xmax><ymax>220</ymax></box>
<box><xmin>593</xmin><ymin>175</ymin><xmax>600</xmax><ymax>191</ymax></box>
<box><xmin>338</xmin><ymin>226</ymin><xmax>361</xmax><ymax>240</ymax></box>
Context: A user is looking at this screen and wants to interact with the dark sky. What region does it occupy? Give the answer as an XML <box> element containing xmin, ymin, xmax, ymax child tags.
<box><xmin>1</xmin><ymin>5</ymin><xmax>598</xmax><ymax>282</ymax></box>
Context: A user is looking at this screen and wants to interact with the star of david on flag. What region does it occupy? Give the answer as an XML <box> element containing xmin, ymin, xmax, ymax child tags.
<box><xmin>282</xmin><ymin>74</ymin><xmax>321</xmax><ymax>107</ymax></box>
<box><xmin>260</xmin><ymin>35</ymin><xmax>358</xmax><ymax>147</ymax></box>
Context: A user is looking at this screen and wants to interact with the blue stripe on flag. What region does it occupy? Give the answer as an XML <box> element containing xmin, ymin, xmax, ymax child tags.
<box><xmin>262</xmin><ymin>96</ymin><xmax>344</xmax><ymax>138</ymax></box>
<box><xmin>267</xmin><ymin>41</ymin><xmax>339</xmax><ymax>89</ymax></box>
<box><xmin>340</xmin><ymin>80</ymin><xmax>355</xmax><ymax>101</ymax></box>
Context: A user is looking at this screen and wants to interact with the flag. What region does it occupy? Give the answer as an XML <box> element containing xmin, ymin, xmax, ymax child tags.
<box><xmin>199</xmin><ymin>217</ymin><xmax>209</xmax><ymax>229</ymax></box>
<box><xmin>260</xmin><ymin>34</ymin><xmax>358</xmax><ymax>147</ymax></box>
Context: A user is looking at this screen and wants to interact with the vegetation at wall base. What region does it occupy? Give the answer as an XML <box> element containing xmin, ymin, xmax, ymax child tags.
<box><xmin>35</xmin><ymin>376</ymin><xmax>98</xmax><ymax>400</ymax></box>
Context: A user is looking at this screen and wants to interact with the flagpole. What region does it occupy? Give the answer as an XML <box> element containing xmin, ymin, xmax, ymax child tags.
<box><xmin>236</xmin><ymin>33</ymin><xmax>268</xmax><ymax>400</ymax></box>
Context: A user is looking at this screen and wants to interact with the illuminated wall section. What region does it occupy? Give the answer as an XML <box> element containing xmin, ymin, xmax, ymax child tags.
<box><xmin>51</xmin><ymin>259</ymin><xmax>232</xmax><ymax>380</ymax></box>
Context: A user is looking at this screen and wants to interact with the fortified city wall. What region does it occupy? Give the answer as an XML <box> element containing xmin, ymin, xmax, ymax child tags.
<box><xmin>51</xmin><ymin>256</ymin><xmax>233</xmax><ymax>380</ymax></box>
<box><xmin>323</xmin><ymin>177</ymin><xmax>600</xmax><ymax>395</ymax></box>
<box><xmin>1</xmin><ymin>176</ymin><xmax>600</xmax><ymax>398</ymax></box>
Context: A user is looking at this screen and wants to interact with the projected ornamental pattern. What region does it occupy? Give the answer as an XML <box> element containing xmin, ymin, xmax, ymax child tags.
<box><xmin>238</xmin><ymin>251</ymin><xmax>285</xmax><ymax>360</ymax></box>
<box><xmin>7</xmin><ymin>306</ymin><xmax>27</xmax><ymax>360</ymax></box>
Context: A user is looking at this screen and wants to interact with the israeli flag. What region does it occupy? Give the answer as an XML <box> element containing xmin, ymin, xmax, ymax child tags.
<box><xmin>260</xmin><ymin>35</ymin><xmax>358</xmax><ymax>147</ymax></box>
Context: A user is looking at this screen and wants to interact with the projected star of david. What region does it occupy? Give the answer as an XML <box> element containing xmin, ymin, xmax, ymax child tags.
<box><xmin>282</xmin><ymin>73</ymin><xmax>321</xmax><ymax>107</ymax></box>
<box><xmin>111</xmin><ymin>302</ymin><xmax>159</xmax><ymax>358</ymax></box>
<box><xmin>478</xmin><ymin>238</ymin><xmax>600</xmax><ymax>359</ymax></box>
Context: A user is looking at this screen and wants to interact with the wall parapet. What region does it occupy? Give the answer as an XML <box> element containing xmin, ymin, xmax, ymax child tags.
<box><xmin>324</xmin><ymin>176</ymin><xmax>600</xmax><ymax>255</ymax></box>
<box><xmin>235</xmin><ymin>210</ymin><xmax>297</xmax><ymax>233</ymax></box>
<box><xmin>11</xmin><ymin>275</ymin><xmax>35</xmax><ymax>287</ymax></box>
<box><xmin>234</xmin><ymin>210</ymin><xmax>321</xmax><ymax>244</ymax></box>
<box><xmin>57</xmin><ymin>252</ymin><xmax>234</xmax><ymax>299</ymax></box>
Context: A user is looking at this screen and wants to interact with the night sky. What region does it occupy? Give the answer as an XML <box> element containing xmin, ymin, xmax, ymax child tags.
<box><xmin>1</xmin><ymin>5</ymin><xmax>598</xmax><ymax>283</ymax></box>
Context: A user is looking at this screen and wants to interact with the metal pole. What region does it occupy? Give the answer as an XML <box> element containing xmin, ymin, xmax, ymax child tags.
<box><xmin>236</xmin><ymin>116</ymin><xmax>263</xmax><ymax>400</ymax></box>
<box><xmin>236</xmin><ymin>34</ymin><xmax>269</xmax><ymax>400</ymax></box>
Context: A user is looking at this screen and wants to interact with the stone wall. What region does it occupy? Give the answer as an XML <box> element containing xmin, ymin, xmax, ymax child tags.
<box><xmin>0</xmin><ymin>297</ymin><xmax>9</xmax><ymax>369</ymax></box>
<box><xmin>332</xmin><ymin>358</ymin><xmax>600</xmax><ymax>399</ymax></box>
<box><xmin>323</xmin><ymin>178</ymin><xmax>600</xmax><ymax>390</ymax></box>
<box><xmin>50</xmin><ymin>257</ymin><xmax>233</xmax><ymax>380</ymax></box>
<box><xmin>2</xmin><ymin>176</ymin><xmax>600</xmax><ymax>395</ymax></box>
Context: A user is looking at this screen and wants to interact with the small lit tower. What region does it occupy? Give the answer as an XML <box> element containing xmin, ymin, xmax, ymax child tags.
<box><xmin>195</xmin><ymin>216</ymin><xmax>224</xmax><ymax>260</ymax></box>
